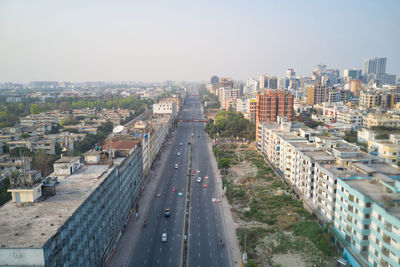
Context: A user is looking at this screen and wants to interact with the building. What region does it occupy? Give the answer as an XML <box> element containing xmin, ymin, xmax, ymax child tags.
<box><xmin>350</xmin><ymin>80</ymin><xmax>362</xmax><ymax>97</ymax></box>
<box><xmin>218</xmin><ymin>87</ymin><xmax>240</xmax><ymax>109</ymax></box>
<box><xmin>363</xmin><ymin>114</ymin><xmax>400</xmax><ymax>128</ymax></box>
<box><xmin>152</xmin><ymin>101</ymin><xmax>177</xmax><ymax>117</ymax></box>
<box><xmin>236</xmin><ymin>98</ymin><xmax>257</xmax><ymax>122</ymax></box>
<box><xmin>210</xmin><ymin>75</ymin><xmax>219</xmax><ymax>84</ymax></box>
<box><xmin>0</xmin><ymin>141</ymin><xmax>143</xmax><ymax>266</ymax></box>
<box><xmin>53</xmin><ymin>157</ymin><xmax>82</xmax><ymax>176</ymax></box>
<box><xmin>368</xmin><ymin>140</ymin><xmax>400</xmax><ymax>164</ymax></box>
<box><xmin>344</xmin><ymin>69</ymin><xmax>362</xmax><ymax>83</ymax></box>
<box><xmin>256</xmin><ymin>90</ymin><xmax>294</xmax><ymax>140</ymax></box>
<box><xmin>334</xmin><ymin>163</ymin><xmax>400</xmax><ymax>267</ymax></box>
<box><xmin>218</xmin><ymin>77</ymin><xmax>233</xmax><ymax>88</ymax></box>
<box><xmin>259</xmin><ymin>74</ymin><xmax>278</xmax><ymax>89</ymax></box>
<box><xmin>306</xmin><ymin>83</ymin><xmax>330</xmax><ymax>105</ymax></box>
<box><xmin>364</xmin><ymin>57</ymin><xmax>387</xmax><ymax>75</ymax></box>
<box><xmin>336</xmin><ymin>110</ymin><xmax>364</xmax><ymax>128</ymax></box>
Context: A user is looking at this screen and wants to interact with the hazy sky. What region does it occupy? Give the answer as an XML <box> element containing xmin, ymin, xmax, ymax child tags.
<box><xmin>0</xmin><ymin>0</ymin><xmax>399</xmax><ymax>83</ymax></box>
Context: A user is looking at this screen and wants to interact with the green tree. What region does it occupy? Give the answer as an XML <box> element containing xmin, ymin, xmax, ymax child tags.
<box><xmin>20</xmin><ymin>133</ymin><xmax>31</xmax><ymax>139</ymax></box>
<box><xmin>10</xmin><ymin>147</ymin><xmax>31</xmax><ymax>157</ymax></box>
<box><xmin>30</xmin><ymin>104</ymin><xmax>40</xmax><ymax>114</ymax></box>
<box><xmin>32</xmin><ymin>150</ymin><xmax>54</xmax><ymax>177</ymax></box>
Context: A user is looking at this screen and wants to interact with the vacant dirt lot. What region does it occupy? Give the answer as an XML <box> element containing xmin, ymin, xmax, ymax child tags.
<box><xmin>214</xmin><ymin>142</ymin><xmax>338</xmax><ymax>267</ymax></box>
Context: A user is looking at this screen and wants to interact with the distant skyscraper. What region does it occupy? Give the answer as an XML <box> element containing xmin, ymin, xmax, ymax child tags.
<box><xmin>343</xmin><ymin>69</ymin><xmax>362</xmax><ymax>83</ymax></box>
<box><xmin>259</xmin><ymin>74</ymin><xmax>278</xmax><ymax>89</ymax></box>
<box><xmin>210</xmin><ymin>75</ymin><xmax>219</xmax><ymax>85</ymax></box>
<box><xmin>363</xmin><ymin>57</ymin><xmax>386</xmax><ymax>75</ymax></box>
<box><xmin>286</xmin><ymin>68</ymin><xmax>296</xmax><ymax>78</ymax></box>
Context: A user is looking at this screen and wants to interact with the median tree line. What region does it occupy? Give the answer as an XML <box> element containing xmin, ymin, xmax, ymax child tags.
<box><xmin>205</xmin><ymin>110</ymin><xmax>255</xmax><ymax>140</ymax></box>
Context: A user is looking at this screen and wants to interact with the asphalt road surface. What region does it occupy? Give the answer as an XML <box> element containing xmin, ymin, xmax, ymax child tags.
<box><xmin>129</xmin><ymin>92</ymin><xmax>231</xmax><ymax>267</ymax></box>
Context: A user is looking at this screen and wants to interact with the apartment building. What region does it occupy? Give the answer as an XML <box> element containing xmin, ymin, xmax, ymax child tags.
<box><xmin>363</xmin><ymin>114</ymin><xmax>400</xmax><ymax>128</ymax></box>
<box><xmin>255</xmin><ymin>90</ymin><xmax>294</xmax><ymax>141</ymax></box>
<box><xmin>336</xmin><ymin>110</ymin><xmax>364</xmax><ymax>128</ymax></box>
<box><xmin>7</xmin><ymin>138</ymin><xmax>56</xmax><ymax>155</ymax></box>
<box><xmin>0</xmin><ymin>141</ymin><xmax>143</xmax><ymax>266</ymax></box>
<box><xmin>306</xmin><ymin>83</ymin><xmax>330</xmax><ymax>105</ymax></box>
<box><xmin>218</xmin><ymin>87</ymin><xmax>240</xmax><ymax>109</ymax></box>
<box><xmin>152</xmin><ymin>101</ymin><xmax>177</xmax><ymax>117</ymax></box>
<box><xmin>236</xmin><ymin>98</ymin><xmax>257</xmax><ymax>122</ymax></box>
<box><xmin>334</xmin><ymin>163</ymin><xmax>400</xmax><ymax>267</ymax></box>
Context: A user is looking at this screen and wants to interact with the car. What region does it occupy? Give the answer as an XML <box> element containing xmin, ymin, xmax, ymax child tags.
<box><xmin>177</xmin><ymin>152</ymin><xmax>181</xmax><ymax>156</ymax></box>
<box><xmin>175</xmin><ymin>164</ymin><xmax>178</xmax><ymax>169</ymax></box>
<box><xmin>164</xmin><ymin>208</ymin><xmax>171</xmax><ymax>217</ymax></box>
<box><xmin>178</xmin><ymin>192</ymin><xmax>183</xmax><ymax>197</ymax></box>
<box><xmin>161</xmin><ymin>233</ymin><xmax>168</xmax><ymax>242</ymax></box>
<box><xmin>179</xmin><ymin>142</ymin><xmax>183</xmax><ymax>146</ymax></box>
<box><xmin>196</xmin><ymin>177</ymin><xmax>202</xmax><ymax>183</ymax></box>
<box><xmin>203</xmin><ymin>184</ymin><xmax>207</xmax><ymax>188</ymax></box>
<box><xmin>204</xmin><ymin>176</ymin><xmax>209</xmax><ymax>180</ymax></box>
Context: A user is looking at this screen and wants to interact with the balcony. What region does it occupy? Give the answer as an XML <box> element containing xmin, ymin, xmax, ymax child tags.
<box><xmin>384</xmin><ymin>223</ymin><xmax>392</xmax><ymax>232</ymax></box>
<box><xmin>383</xmin><ymin>234</ymin><xmax>391</xmax><ymax>244</ymax></box>
<box><xmin>382</xmin><ymin>247</ymin><xmax>390</xmax><ymax>257</ymax></box>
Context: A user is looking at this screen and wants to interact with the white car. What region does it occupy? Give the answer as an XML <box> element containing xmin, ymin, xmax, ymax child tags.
<box><xmin>161</xmin><ymin>233</ymin><xmax>168</xmax><ymax>242</ymax></box>
<box><xmin>175</xmin><ymin>164</ymin><xmax>179</xmax><ymax>169</ymax></box>
<box><xmin>196</xmin><ymin>177</ymin><xmax>202</xmax><ymax>183</ymax></box>
<box><xmin>177</xmin><ymin>152</ymin><xmax>181</xmax><ymax>156</ymax></box>
<box><xmin>179</xmin><ymin>142</ymin><xmax>183</xmax><ymax>146</ymax></box>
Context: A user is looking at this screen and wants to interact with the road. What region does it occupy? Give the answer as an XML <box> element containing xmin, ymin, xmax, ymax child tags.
<box><xmin>188</xmin><ymin>94</ymin><xmax>231</xmax><ymax>267</ymax></box>
<box><xmin>129</xmin><ymin>92</ymin><xmax>231</xmax><ymax>267</ymax></box>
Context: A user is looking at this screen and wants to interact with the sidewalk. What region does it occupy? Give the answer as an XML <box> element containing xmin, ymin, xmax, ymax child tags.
<box><xmin>109</xmin><ymin>135</ymin><xmax>174</xmax><ymax>267</ymax></box>
<box><xmin>207</xmin><ymin>138</ymin><xmax>242</xmax><ymax>267</ymax></box>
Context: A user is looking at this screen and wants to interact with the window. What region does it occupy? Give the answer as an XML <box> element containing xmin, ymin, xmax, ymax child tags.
<box><xmin>366</xmin><ymin>202</ymin><xmax>371</xmax><ymax>208</ymax></box>
<box><xmin>365</xmin><ymin>214</ymin><xmax>370</xmax><ymax>219</ymax></box>
<box><xmin>363</xmin><ymin>235</ymin><xmax>368</xmax><ymax>241</ymax></box>
<box><xmin>364</xmin><ymin>224</ymin><xmax>369</xmax><ymax>230</ymax></box>
<box><xmin>378</xmin><ymin>215</ymin><xmax>382</xmax><ymax>221</ymax></box>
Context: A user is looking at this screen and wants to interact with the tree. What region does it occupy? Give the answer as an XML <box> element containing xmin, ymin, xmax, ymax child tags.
<box><xmin>55</xmin><ymin>143</ymin><xmax>63</xmax><ymax>156</ymax></box>
<box><xmin>20</xmin><ymin>133</ymin><xmax>31</xmax><ymax>139</ymax></box>
<box><xmin>59</xmin><ymin>102</ymin><xmax>72</xmax><ymax>112</ymax></box>
<box><xmin>10</xmin><ymin>147</ymin><xmax>31</xmax><ymax>157</ymax></box>
<box><xmin>32</xmin><ymin>150</ymin><xmax>54</xmax><ymax>177</ymax></box>
<box><xmin>30</xmin><ymin>104</ymin><xmax>40</xmax><ymax>114</ymax></box>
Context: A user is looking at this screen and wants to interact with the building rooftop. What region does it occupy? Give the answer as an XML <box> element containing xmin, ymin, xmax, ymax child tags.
<box><xmin>0</xmin><ymin>164</ymin><xmax>113</xmax><ymax>248</ymax></box>
<box><xmin>304</xmin><ymin>150</ymin><xmax>336</xmax><ymax>162</ymax></box>
<box><xmin>54</xmin><ymin>156</ymin><xmax>81</xmax><ymax>164</ymax></box>
<box><xmin>345</xmin><ymin>178</ymin><xmax>400</xmax><ymax>219</ymax></box>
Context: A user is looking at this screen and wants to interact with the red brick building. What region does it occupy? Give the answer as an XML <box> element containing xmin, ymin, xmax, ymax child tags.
<box><xmin>256</xmin><ymin>89</ymin><xmax>294</xmax><ymax>132</ymax></box>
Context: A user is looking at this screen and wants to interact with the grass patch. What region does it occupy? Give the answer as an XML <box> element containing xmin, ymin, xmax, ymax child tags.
<box><xmin>292</xmin><ymin>221</ymin><xmax>338</xmax><ymax>256</ymax></box>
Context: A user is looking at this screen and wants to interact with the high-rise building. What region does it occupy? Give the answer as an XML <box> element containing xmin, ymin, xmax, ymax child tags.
<box><xmin>243</xmin><ymin>78</ymin><xmax>259</xmax><ymax>94</ymax></box>
<box><xmin>210</xmin><ymin>75</ymin><xmax>219</xmax><ymax>85</ymax></box>
<box><xmin>259</xmin><ymin>74</ymin><xmax>278</xmax><ymax>89</ymax></box>
<box><xmin>219</xmin><ymin>77</ymin><xmax>233</xmax><ymax>88</ymax></box>
<box><xmin>350</xmin><ymin>80</ymin><xmax>362</xmax><ymax>96</ymax></box>
<box><xmin>306</xmin><ymin>83</ymin><xmax>330</xmax><ymax>105</ymax></box>
<box><xmin>363</xmin><ymin>57</ymin><xmax>387</xmax><ymax>75</ymax></box>
<box><xmin>256</xmin><ymin>89</ymin><xmax>294</xmax><ymax>136</ymax></box>
<box><xmin>344</xmin><ymin>69</ymin><xmax>362</xmax><ymax>83</ymax></box>
<box><xmin>286</xmin><ymin>68</ymin><xmax>296</xmax><ymax>78</ymax></box>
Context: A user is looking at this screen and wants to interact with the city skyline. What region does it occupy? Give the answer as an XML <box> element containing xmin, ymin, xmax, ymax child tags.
<box><xmin>0</xmin><ymin>0</ymin><xmax>399</xmax><ymax>83</ymax></box>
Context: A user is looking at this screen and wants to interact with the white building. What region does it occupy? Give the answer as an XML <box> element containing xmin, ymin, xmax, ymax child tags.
<box><xmin>153</xmin><ymin>101</ymin><xmax>177</xmax><ymax>117</ymax></box>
